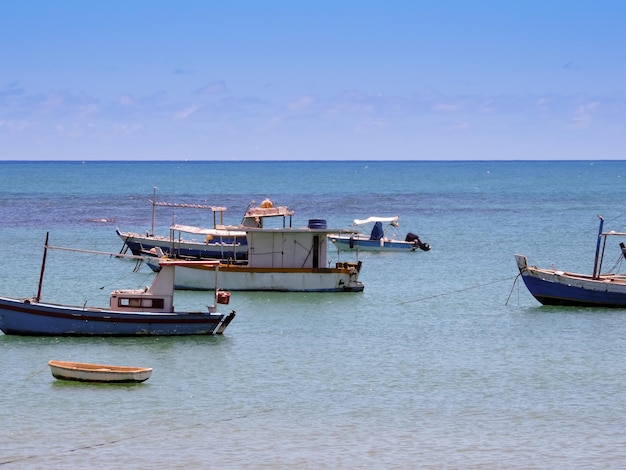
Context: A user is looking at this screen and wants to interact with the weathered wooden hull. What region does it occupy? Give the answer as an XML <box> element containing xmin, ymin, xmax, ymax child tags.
<box><xmin>515</xmin><ymin>254</ymin><xmax>626</xmax><ymax>307</ymax></box>
<box><xmin>173</xmin><ymin>263</ymin><xmax>364</xmax><ymax>292</ymax></box>
<box><xmin>0</xmin><ymin>296</ymin><xmax>235</xmax><ymax>336</ymax></box>
<box><xmin>48</xmin><ymin>360</ymin><xmax>152</xmax><ymax>383</ymax></box>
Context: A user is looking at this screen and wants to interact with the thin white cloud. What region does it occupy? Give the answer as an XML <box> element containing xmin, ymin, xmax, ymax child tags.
<box><xmin>114</xmin><ymin>123</ymin><xmax>142</xmax><ymax>134</ymax></box>
<box><xmin>195</xmin><ymin>81</ymin><xmax>229</xmax><ymax>95</ymax></box>
<box><xmin>452</xmin><ymin>121</ymin><xmax>471</xmax><ymax>130</ymax></box>
<box><xmin>175</xmin><ymin>105</ymin><xmax>200</xmax><ymax>120</ymax></box>
<box><xmin>433</xmin><ymin>103</ymin><xmax>461</xmax><ymax>112</ymax></box>
<box><xmin>0</xmin><ymin>119</ymin><xmax>29</xmax><ymax>131</ymax></box>
<box><xmin>572</xmin><ymin>101</ymin><xmax>599</xmax><ymax>128</ymax></box>
<box><xmin>287</xmin><ymin>96</ymin><xmax>314</xmax><ymax>111</ymax></box>
<box><xmin>118</xmin><ymin>94</ymin><xmax>135</xmax><ymax>106</ymax></box>
<box><xmin>78</xmin><ymin>104</ymin><xmax>100</xmax><ymax>115</ymax></box>
<box><xmin>354</xmin><ymin>118</ymin><xmax>386</xmax><ymax>132</ymax></box>
<box><xmin>43</xmin><ymin>92</ymin><xmax>65</xmax><ymax>109</ymax></box>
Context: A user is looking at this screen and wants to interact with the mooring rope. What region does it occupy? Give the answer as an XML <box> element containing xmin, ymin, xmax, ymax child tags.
<box><xmin>24</xmin><ymin>365</ymin><xmax>48</xmax><ymax>381</ymax></box>
<box><xmin>398</xmin><ymin>275</ymin><xmax>519</xmax><ymax>305</ymax></box>
<box><xmin>504</xmin><ymin>273</ymin><xmax>522</xmax><ymax>306</ymax></box>
<box><xmin>0</xmin><ymin>408</ymin><xmax>274</xmax><ymax>466</ymax></box>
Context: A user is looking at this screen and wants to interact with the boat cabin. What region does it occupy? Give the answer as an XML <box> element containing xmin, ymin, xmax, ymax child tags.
<box><xmin>110</xmin><ymin>291</ymin><xmax>171</xmax><ymax>312</ymax></box>
<box><xmin>245</xmin><ymin>220</ymin><xmax>346</xmax><ymax>269</ymax></box>
<box><xmin>109</xmin><ymin>260</ymin><xmax>222</xmax><ymax>312</ymax></box>
<box><xmin>109</xmin><ymin>264</ymin><xmax>177</xmax><ymax>312</ymax></box>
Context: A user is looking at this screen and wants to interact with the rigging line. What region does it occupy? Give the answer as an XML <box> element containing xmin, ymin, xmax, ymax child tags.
<box><xmin>132</xmin><ymin>258</ymin><xmax>144</xmax><ymax>273</ymax></box>
<box><xmin>397</xmin><ymin>275</ymin><xmax>518</xmax><ymax>305</ymax></box>
<box><xmin>605</xmin><ymin>253</ymin><xmax>625</xmax><ymax>275</ymax></box>
<box><xmin>604</xmin><ymin>212</ymin><xmax>626</xmax><ymax>226</ymax></box>
<box><xmin>98</xmin><ymin>265</ymin><xmax>153</xmax><ymax>290</ymax></box>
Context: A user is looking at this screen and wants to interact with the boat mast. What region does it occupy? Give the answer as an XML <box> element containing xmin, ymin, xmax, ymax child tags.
<box><xmin>36</xmin><ymin>232</ymin><xmax>49</xmax><ymax>302</ymax></box>
<box><xmin>592</xmin><ymin>215</ymin><xmax>604</xmax><ymax>279</ymax></box>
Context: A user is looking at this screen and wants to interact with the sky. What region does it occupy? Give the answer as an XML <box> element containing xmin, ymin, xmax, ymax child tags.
<box><xmin>1</xmin><ymin>1</ymin><xmax>626</xmax><ymax>161</ymax></box>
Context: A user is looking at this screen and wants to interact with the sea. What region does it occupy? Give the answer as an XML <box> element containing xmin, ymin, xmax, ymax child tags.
<box><xmin>2</xmin><ymin>160</ymin><xmax>626</xmax><ymax>469</ymax></box>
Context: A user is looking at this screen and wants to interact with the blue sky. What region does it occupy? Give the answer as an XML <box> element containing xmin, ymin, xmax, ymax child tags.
<box><xmin>1</xmin><ymin>1</ymin><xmax>625</xmax><ymax>160</ymax></box>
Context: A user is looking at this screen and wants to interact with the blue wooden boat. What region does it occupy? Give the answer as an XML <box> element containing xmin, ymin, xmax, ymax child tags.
<box><xmin>515</xmin><ymin>216</ymin><xmax>626</xmax><ymax>307</ymax></box>
<box><xmin>117</xmin><ymin>226</ymin><xmax>248</xmax><ymax>261</ymax></box>
<box><xmin>118</xmin><ymin>192</ymin><xmax>294</xmax><ymax>261</ymax></box>
<box><xmin>329</xmin><ymin>216</ymin><xmax>431</xmax><ymax>252</ymax></box>
<box><xmin>0</xmin><ymin>234</ymin><xmax>235</xmax><ymax>336</ymax></box>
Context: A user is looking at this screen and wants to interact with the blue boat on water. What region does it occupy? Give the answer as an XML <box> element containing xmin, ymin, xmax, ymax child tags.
<box><xmin>329</xmin><ymin>216</ymin><xmax>431</xmax><ymax>253</ymax></box>
<box><xmin>117</xmin><ymin>226</ymin><xmax>248</xmax><ymax>261</ymax></box>
<box><xmin>117</xmin><ymin>192</ymin><xmax>294</xmax><ymax>261</ymax></box>
<box><xmin>515</xmin><ymin>216</ymin><xmax>626</xmax><ymax>307</ymax></box>
<box><xmin>0</xmin><ymin>235</ymin><xmax>235</xmax><ymax>336</ymax></box>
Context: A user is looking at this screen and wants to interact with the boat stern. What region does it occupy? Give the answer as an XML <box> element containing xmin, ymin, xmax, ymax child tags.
<box><xmin>213</xmin><ymin>310</ymin><xmax>236</xmax><ymax>334</ymax></box>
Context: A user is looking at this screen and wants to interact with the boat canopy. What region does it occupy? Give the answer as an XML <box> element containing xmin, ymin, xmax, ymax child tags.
<box><xmin>353</xmin><ymin>216</ymin><xmax>399</xmax><ymax>225</ymax></box>
<box><xmin>171</xmin><ymin>224</ymin><xmax>246</xmax><ymax>237</ymax></box>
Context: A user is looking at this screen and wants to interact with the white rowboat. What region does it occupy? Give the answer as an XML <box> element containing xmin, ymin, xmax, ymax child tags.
<box><xmin>48</xmin><ymin>360</ymin><xmax>153</xmax><ymax>383</ymax></box>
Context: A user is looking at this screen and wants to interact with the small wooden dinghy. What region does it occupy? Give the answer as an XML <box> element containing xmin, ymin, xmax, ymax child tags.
<box><xmin>48</xmin><ymin>360</ymin><xmax>152</xmax><ymax>383</ymax></box>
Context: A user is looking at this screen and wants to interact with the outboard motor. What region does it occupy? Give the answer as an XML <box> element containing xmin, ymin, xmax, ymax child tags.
<box><xmin>405</xmin><ymin>232</ymin><xmax>431</xmax><ymax>251</ymax></box>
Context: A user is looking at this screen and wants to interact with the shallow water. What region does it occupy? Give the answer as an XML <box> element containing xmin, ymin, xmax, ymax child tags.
<box><xmin>2</xmin><ymin>160</ymin><xmax>626</xmax><ymax>468</ymax></box>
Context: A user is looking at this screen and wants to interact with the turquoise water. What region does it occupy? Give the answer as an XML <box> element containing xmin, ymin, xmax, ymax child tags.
<box><xmin>2</xmin><ymin>161</ymin><xmax>626</xmax><ymax>468</ymax></box>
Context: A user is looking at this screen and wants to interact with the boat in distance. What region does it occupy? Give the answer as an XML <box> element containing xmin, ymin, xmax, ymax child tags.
<box><xmin>48</xmin><ymin>360</ymin><xmax>152</xmax><ymax>383</ymax></box>
<box><xmin>0</xmin><ymin>234</ymin><xmax>235</xmax><ymax>336</ymax></box>
<box><xmin>515</xmin><ymin>216</ymin><xmax>626</xmax><ymax>307</ymax></box>
<box><xmin>330</xmin><ymin>216</ymin><xmax>431</xmax><ymax>252</ymax></box>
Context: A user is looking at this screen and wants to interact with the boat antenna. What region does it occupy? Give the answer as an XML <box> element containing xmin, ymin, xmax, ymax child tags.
<box><xmin>36</xmin><ymin>232</ymin><xmax>49</xmax><ymax>302</ymax></box>
<box><xmin>151</xmin><ymin>186</ymin><xmax>157</xmax><ymax>236</ymax></box>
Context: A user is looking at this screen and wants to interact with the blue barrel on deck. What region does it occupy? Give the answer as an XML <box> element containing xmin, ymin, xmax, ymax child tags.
<box><xmin>308</xmin><ymin>219</ymin><xmax>327</xmax><ymax>229</ymax></box>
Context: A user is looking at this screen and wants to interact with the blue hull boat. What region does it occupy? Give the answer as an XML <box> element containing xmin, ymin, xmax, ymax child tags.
<box><xmin>515</xmin><ymin>255</ymin><xmax>626</xmax><ymax>307</ymax></box>
<box><xmin>0</xmin><ymin>235</ymin><xmax>236</xmax><ymax>336</ymax></box>
<box><xmin>515</xmin><ymin>216</ymin><xmax>626</xmax><ymax>308</ymax></box>
<box><xmin>330</xmin><ymin>236</ymin><xmax>421</xmax><ymax>252</ymax></box>
<box><xmin>330</xmin><ymin>216</ymin><xmax>431</xmax><ymax>253</ymax></box>
<box><xmin>117</xmin><ymin>227</ymin><xmax>247</xmax><ymax>261</ymax></box>
<box><xmin>0</xmin><ymin>297</ymin><xmax>235</xmax><ymax>336</ymax></box>
<box><xmin>118</xmin><ymin>194</ymin><xmax>295</xmax><ymax>261</ymax></box>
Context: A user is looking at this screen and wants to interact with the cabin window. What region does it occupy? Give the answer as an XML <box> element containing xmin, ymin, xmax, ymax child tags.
<box><xmin>118</xmin><ymin>298</ymin><xmax>142</xmax><ymax>307</ymax></box>
<box><xmin>118</xmin><ymin>298</ymin><xmax>164</xmax><ymax>308</ymax></box>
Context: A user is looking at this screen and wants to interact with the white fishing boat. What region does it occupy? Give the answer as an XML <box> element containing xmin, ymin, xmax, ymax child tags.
<box><xmin>153</xmin><ymin>220</ymin><xmax>364</xmax><ymax>292</ymax></box>
<box><xmin>48</xmin><ymin>360</ymin><xmax>153</xmax><ymax>383</ymax></box>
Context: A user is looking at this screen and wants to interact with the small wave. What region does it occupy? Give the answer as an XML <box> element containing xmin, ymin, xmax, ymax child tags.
<box><xmin>86</xmin><ymin>218</ymin><xmax>117</xmax><ymax>224</ymax></box>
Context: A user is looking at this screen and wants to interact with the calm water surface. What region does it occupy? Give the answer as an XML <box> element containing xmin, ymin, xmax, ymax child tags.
<box><xmin>2</xmin><ymin>161</ymin><xmax>626</xmax><ymax>468</ymax></box>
